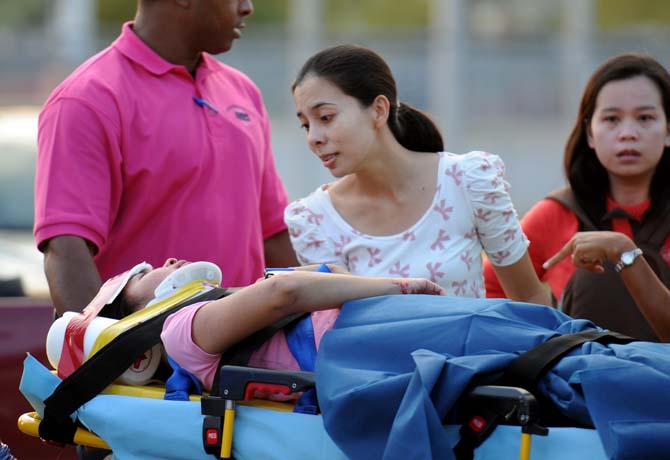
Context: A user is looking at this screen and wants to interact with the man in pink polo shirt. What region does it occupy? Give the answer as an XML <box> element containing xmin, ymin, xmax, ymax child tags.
<box><xmin>35</xmin><ymin>0</ymin><xmax>297</xmax><ymax>319</ymax></box>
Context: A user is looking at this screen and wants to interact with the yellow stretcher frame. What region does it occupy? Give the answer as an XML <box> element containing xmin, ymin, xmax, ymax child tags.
<box><xmin>17</xmin><ymin>380</ymin><xmax>293</xmax><ymax>452</ymax></box>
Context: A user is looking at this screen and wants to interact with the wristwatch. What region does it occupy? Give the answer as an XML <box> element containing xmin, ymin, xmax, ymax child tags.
<box><xmin>614</xmin><ymin>248</ymin><xmax>643</xmax><ymax>273</ymax></box>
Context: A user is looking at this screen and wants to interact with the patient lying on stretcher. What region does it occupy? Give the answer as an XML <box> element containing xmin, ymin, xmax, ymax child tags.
<box><xmin>42</xmin><ymin>258</ymin><xmax>670</xmax><ymax>460</ymax></box>
<box><xmin>101</xmin><ymin>258</ymin><xmax>444</xmax><ymax>391</ymax></box>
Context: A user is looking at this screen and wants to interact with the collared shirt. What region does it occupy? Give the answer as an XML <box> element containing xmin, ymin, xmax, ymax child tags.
<box><xmin>35</xmin><ymin>22</ymin><xmax>288</xmax><ymax>284</ymax></box>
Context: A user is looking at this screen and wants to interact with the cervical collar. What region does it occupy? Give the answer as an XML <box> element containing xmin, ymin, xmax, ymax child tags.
<box><xmin>149</xmin><ymin>261</ymin><xmax>222</xmax><ymax>305</ymax></box>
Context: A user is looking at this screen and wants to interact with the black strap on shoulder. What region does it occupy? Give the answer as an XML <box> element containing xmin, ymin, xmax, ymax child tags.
<box><xmin>499</xmin><ymin>329</ymin><xmax>634</xmax><ymax>392</ymax></box>
<box><xmin>546</xmin><ymin>187</ymin><xmax>600</xmax><ymax>231</ymax></box>
<box><xmin>209</xmin><ymin>312</ymin><xmax>309</xmax><ymax>396</ymax></box>
<box><xmin>39</xmin><ymin>287</ymin><xmax>234</xmax><ymax>445</ymax></box>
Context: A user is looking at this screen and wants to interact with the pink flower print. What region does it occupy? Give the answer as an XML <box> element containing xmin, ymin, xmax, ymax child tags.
<box><xmin>503</xmin><ymin>228</ymin><xmax>517</xmax><ymax>242</ymax></box>
<box><xmin>445</xmin><ymin>164</ymin><xmax>464</xmax><ymax>186</ymax></box>
<box><xmin>491</xmin><ymin>177</ymin><xmax>501</xmax><ymax>189</ymax></box>
<box><xmin>503</xmin><ymin>182</ymin><xmax>511</xmax><ymax>193</ymax></box>
<box><xmin>433</xmin><ymin>200</ymin><xmax>454</xmax><ymax>221</ymax></box>
<box><xmin>305</xmin><ymin>208</ymin><xmax>324</xmax><ymax>226</ymax></box>
<box><xmin>483</xmin><ymin>192</ymin><xmax>498</xmax><ymax>204</ymax></box>
<box><xmin>464</xmin><ymin>228</ymin><xmax>478</xmax><ymax>240</ymax></box>
<box><xmin>460</xmin><ymin>252</ymin><xmax>474</xmax><ymax>271</ymax></box>
<box><xmin>489</xmin><ymin>250</ymin><xmax>511</xmax><ymax>265</ymax></box>
<box><xmin>290</xmin><ymin>204</ymin><xmax>306</xmax><ymax>215</ymax></box>
<box><xmin>426</xmin><ymin>262</ymin><xmax>445</xmax><ymax>282</ymax></box>
<box><xmin>367</xmin><ymin>247</ymin><xmax>382</xmax><ymax>267</ymax></box>
<box><xmin>452</xmin><ymin>280</ymin><xmax>467</xmax><ymax>296</ymax></box>
<box><xmin>402</xmin><ymin>231</ymin><xmax>416</xmax><ymax>241</ymax></box>
<box><xmin>333</xmin><ymin>235</ymin><xmax>352</xmax><ymax>257</ymax></box>
<box><xmin>347</xmin><ymin>255</ymin><xmax>359</xmax><ymax>271</ymax></box>
<box><xmin>289</xmin><ymin>227</ymin><xmax>302</xmax><ymax>238</ymax></box>
<box><xmin>502</xmin><ymin>209</ymin><xmax>514</xmax><ymax>223</ymax></box>
<box><xmin>470</xmin><ymin>281</ymin><xmax>481</xmax><ymax>298</ymax></box>
<box><xmin>305</xmin><ymin>235</ymin><xmax>325</xmax><ymax>250</ymax></box>
<box><xmin>480</xmin><ymin>158</ymin><xmax>492</xmax><ymax>171</ymax></box>
<box><xmin>389</xmin><ymin>261</ymin><xmax>410</xmax><ymax>278</ymax></box>
<box><xmin>474</xmin><ymin>208</ymin><xmax>493</xmax><ymax>223</ymax></box>
<box><xmin>430</xmin><ymin>229</ymin><xmax>450</xmax><ymax>250</ymax></box>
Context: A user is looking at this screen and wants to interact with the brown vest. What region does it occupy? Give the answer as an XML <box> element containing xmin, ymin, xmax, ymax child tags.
<box><xmin>548</xmin><ymin>187</ymin><xmax>670</xmax><ymax>342</ymax></box>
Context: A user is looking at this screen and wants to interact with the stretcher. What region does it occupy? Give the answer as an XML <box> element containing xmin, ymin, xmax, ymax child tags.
<box><xmin>15</xmin><ymin>277</ymin><xmax>644</xmax><ymax>460</ymax></box>
<box><xmin>19</xmin><ymin>355</ymin><xmax>609</xmax><ymax>460</ymax></box>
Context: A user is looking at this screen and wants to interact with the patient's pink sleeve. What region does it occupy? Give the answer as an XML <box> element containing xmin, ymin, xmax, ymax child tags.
<box><xmin>161</xmin><ymin>301</ymin><xmax>220</xmax><ymax>390</ymax></box>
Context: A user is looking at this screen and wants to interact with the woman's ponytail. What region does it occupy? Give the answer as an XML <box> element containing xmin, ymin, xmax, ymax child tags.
<box><xmin>389</xmin><ymin>102</ymin><xmax>443</xmax><ymax>152</ymax></box>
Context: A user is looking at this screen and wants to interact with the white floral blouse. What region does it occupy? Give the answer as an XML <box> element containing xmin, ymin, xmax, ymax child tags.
<box><xmin>284</xmin><ymin>151</ymin><xmax>528</xmax><ymax>297</ymax></box>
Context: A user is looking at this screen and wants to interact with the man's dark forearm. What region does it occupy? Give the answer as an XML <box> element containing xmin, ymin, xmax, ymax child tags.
<box><xmin>264</xmin><ymin>229</ymin><xmax>299</xmax><ymax>268</ymax></box>
<box><xmin>43</xmin><ymin>235</ymin><xmax>101</xmax><ymax>316</ymax></box>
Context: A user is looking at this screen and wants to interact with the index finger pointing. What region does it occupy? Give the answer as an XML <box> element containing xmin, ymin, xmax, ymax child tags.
<box><xmin>543</xmin><ymin>240</ymin><xmax>573</xmax><ymax>270</ymax></box>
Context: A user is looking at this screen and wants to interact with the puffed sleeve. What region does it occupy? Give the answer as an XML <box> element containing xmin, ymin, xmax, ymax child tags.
<box><xmin>461</xmin><ymin>151</ymin><xmax>528</xmax><ymax>266</ymax></box>
<box><xmin>284</xmin><ymin>195</ymin><xmax>340</xmax><ymax>266</ymax></box>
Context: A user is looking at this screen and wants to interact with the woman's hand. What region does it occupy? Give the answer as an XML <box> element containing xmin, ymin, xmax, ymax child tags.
<box><xmin>543</xmin><ymin>231</ymin><xmax>637</xmax><ymax>273</ymax></box>
<box><xmin>392</xmin><ymin>278</ymin><xmax>446</xmax><ymax>295</ymax></box>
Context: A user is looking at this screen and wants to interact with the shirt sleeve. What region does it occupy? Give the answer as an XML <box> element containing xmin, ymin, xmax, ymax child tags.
<box><xmin>284</xmin><ymin>196</ymin><xmax>340</xmax><ymax>266</ymax></box>
<box><xmin>34</xmin><ymin>97</ymin><xmax>123</xmax><ymax>252</ymax></box>
<box><xmin>160</xmin><ymin>301</ymin><xmax>220</xmax><ymax>391</ymax></box>
<box><xmin>461</xmin><ymin>151</ymin><xmax>528</xmax><ymax>267</ymax></box>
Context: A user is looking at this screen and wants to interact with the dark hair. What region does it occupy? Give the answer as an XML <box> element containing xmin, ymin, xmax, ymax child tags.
<box><xmin>564</xmin><ymin>53</ymin><xmax>670</xmax><ymax>223</ymax></box>
<box><xmin>292</xmin><ymin>44</ymin><xmax>444</xmax><ymax>153</ymax></box>
<box><xmin>99</xmin><ymin>292</ymin><xmax>136</xmax><ymax>320</ymax></box>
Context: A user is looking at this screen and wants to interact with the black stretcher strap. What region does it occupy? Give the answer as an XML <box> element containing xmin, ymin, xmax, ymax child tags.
<box><xmin>453</xmin><ymin>329</ymin><xmax>635</xmax><ymax>460</ymax></box>
<box><xmin>209</xmin><ymin>311</ymin><xmax>308</xmax><ymax>396</ymax></box>
<box><xmin>39</xmin><ymin>287</ymin><xmax>234</xmax><ymax>444</ymax></box>
<box><xmin>499</xmin><ymin>329</ymin><xmax>634</xmax><ymax>390</ymax></box>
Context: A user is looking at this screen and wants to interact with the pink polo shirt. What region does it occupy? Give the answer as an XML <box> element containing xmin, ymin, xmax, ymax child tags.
<box><xmin>35</xmin><ymin>22</ymin><xmax>288</xmax><ymax>284</ymax></box>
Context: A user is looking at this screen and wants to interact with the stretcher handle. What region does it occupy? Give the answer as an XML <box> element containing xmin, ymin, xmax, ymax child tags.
<box><xmin>468</xmin><ymin>385</ymin><xmax>546</xmax><ymax>432</ymax></box>
<box><xmin>217</xmin><ymin>366</ymin><xmax>315</xmax><ymax>401</ymax></box>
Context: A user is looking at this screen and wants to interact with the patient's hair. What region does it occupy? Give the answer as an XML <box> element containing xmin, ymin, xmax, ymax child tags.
<box><xmin>99</xmin><ymin>292</ymin><xmax>136</xmax><ymax>320</ymax></box>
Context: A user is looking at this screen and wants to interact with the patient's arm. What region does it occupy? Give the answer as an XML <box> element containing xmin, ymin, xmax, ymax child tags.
<box><xmin>544</xmin><ymin>231</ymin><xmax>670</xmax><ymax>342</ymax></box>
<box><xmin>192</xmin><ymin>271</ymin><xmax>445</xmax><ymax>355</ymax></box>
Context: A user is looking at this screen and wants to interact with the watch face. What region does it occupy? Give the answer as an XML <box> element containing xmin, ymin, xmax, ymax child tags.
<box><xmin>622</xmin><ymin>252</ymin><xmax>634</xmax><ymax>264</ymax></box>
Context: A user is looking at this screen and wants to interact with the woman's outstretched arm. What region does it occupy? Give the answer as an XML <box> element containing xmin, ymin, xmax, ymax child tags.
<box><xmin>192</xmin><ymin>272</ymin><xmax>445</xmax><ymax>354</ymax></box>
<box><xmin>544</xmin><ymin>231</ymin><xmax>670</xmax><ymax>341</ymax></box>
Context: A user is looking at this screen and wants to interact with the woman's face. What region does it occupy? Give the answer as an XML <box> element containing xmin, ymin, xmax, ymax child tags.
<box><xmin>293</xmin><ymin>76</ymin><xmax>379</xmax><ymax>178</ymax></box>
<box><xmin>588</xmin><ymin>75</ymin><xmax>670</xmax><ymax>186</ymax></box>
<box><xmin>124</xmin><ymin>258</ymin><xmax>190</xmax><ymax>308</ymax></box>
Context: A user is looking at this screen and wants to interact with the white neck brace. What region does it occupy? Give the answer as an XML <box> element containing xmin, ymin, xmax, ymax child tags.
<box><xmin>149</xmin><ymin>261</ymin><xmax>222</xmax><ymax>305</ymax></box>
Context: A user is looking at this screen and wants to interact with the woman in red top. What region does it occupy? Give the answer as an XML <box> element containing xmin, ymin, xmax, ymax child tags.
<box><xmin>484</xmin><ymin>53</ymin><xmax>670</xmax><ymax>341</ymax></box>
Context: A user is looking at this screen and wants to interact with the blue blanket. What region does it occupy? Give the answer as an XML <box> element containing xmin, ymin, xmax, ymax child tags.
<box><xmin>316</xmin><ymin>295</ymin><xmax>670</xmax><ymax>460</ymax></box>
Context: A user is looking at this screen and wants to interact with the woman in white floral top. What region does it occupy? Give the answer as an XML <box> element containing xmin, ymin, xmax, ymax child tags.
<box><xmin>287</xmin><ymin>44</ymin><xmax>550</xmax><ymax>305</ymax></box>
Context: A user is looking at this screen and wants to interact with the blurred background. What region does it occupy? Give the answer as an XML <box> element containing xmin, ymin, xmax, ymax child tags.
<box><xmin>0</xmin><ymin>1</ymin><xmax>669</xmax><ymax>457</ymax></box>
<box><xmin>0</xmin><ymin>0</ymin><xmax>669</xmax><ymax>296</ymax></box>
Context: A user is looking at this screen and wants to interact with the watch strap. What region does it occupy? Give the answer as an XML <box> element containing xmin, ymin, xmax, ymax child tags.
<box><xmin>614</xmin><ymin>248</ymin><xmax>643</xmax><ymax>273</ymax></box>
